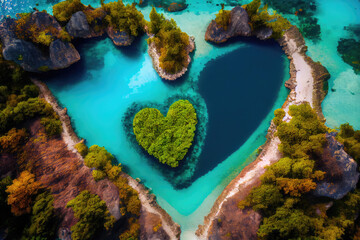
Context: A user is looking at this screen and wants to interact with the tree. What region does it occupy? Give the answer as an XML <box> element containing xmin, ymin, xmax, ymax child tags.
<box><xmin>6</xmin><ymin>171</ymin><xmax>41</xmax><ymax>216</ymax></box>
<box><xmin>67</xmin><ymin>190</ymin><xmax>115</xmax><ymax>240</ymax></box>
<box><xmin>0</xmin><ymin>128</ymin><xmax>28</xmax><ymax>153</ymax></box>
<box><xmin>25</xmin><ymin>191</ymin><xmax>58</xmax><ymax>239</ymax></box>
<box><xmin>84</xmin><ymin>145</ymin><xmax>114</xmax><ymax>170</ymax></box>
<box><xmin>149</xmin><ymin>7</ymin><xmax>165</xmax><ymax>35</ymax></box>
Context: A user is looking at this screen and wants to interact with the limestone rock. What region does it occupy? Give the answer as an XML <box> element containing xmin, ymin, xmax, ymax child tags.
<box><xmin>254</xmin><ymin>27</ymin><xmax>273</xmax><ymax>40</ymax></box>
<box><xmin>106</xmin><ymin>27</ymin><xmax>134</xmax><ymax>46</ymax></box>
<box><xmin>50</xmin><ymin>39</ymin><xmax>80</xmax><ymax>70</ymax></box>
<box><xmin>205</xmin><ymin>6</ymin><xmax>251</xmax><ymax>44</ymax></box>
<box><xmin>66</xmin><ymin>11</ymin><xmax>92</xmax><ymax>38</ymax></box>
<box><xmin>314</xmin><ymin>132</ymin><xmax>360</xmax><ymax>199</ymax></box>
<box><xmin>0</xmin><ymin>12</ymin><xmax>80</xmax><ymax>72</ymax></box>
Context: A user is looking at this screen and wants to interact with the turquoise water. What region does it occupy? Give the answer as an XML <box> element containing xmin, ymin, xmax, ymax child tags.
<box><xmin>1</xmin><ymin>0</ymin><xmax>360</xmax><ymax>238</ymax></box>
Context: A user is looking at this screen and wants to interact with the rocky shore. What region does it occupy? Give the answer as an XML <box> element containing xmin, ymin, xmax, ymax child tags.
<box><xmin>33</xmin><ymin>79</ymin><xmax>181</xmax><ymax>240</ymax></box>
<box><xmin>148</xmin><ymin>35</ymin><xmax>195</xmax><ymax>81</ymax></box>
<box><xmin>196</xmin><ymin>24</ymin><xmax>332</xmax><ymax>239</ymax></box>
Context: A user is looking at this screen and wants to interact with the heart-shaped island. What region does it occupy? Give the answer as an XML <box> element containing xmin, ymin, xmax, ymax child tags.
<box><xmin>133</xmin><ymin>100</ymin><xmax>198</xmax><ymax>167</ymax></box>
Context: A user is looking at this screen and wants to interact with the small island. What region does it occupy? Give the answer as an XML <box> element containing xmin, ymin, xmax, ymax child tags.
<box><xmin>147</xmin><ymin>7</ymin><xmax>195</xmax><ymax>80</ymax></box>
<box><xmin>133</xmin><ymin>100</ymin><xmax>197</xmax><ymax>167</ymax></box>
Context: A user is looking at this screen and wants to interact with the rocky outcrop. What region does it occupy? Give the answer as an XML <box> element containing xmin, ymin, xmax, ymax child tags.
<box><xmin>66</xmin><ymin>11</ymin><xmax>92</xmax><ymax>38</ymax></box>
<box><xmin>0</xmin><ymin>12</ymin><xmax>80</xmax><ymax>72</ymax></box>
<box><xmin>314</xmin><ymin>132</ymin><xmax>359</xmax><ymax>199</ymax></box>
<box><xmin>50</xmin><ymin>39</ymin><xmax>81</xmax><ymax>70</ymax></box>
<box><xmin>106</xmin><ymin>27</ymin><xmax>134</xmax><ymax>47</ymax></box>
<box><xmin>148</xmin><ymin>35</ymin><xmax>195</xmax><ymax>80</ymax></box>
<box><xmin>254</xmin><ymin>27</ymin><xmax>273</xmax><ymax>40</ymax></box>
<box><xmin>205</xmin><ymin>6</ymin><xmax>251</xmax><ymax>43</ymax></box>
<box><xmin>66</xmin><ymin>10</ymin><xmax>107</xmax><ymax>39</ymax></box>
<box><xmin>29</xmin><ymin>11</ymin><xmax>62</xmax><ymax>32</ymax></box>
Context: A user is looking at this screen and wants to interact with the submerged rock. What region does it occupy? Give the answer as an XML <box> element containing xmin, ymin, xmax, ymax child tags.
<box><xmin>205</xmin><ymin>6</ymin><xmax>251</xmax><ymax>43</ymax></box>
<box><xmin>66</xmin><ymin>11</ymin><xmax>92</xmax><ymax>38</ymax></box>
<box><xmin>166</xmin><ymin>2</ymin><xmax>188</xmax><ymax>12</ymax></box>
<box><xmin>106</xmin><ymin>27</ymin><xmax>134</xmax><ymax>47</ymax></box>
<box><xmin>314</xmin><ymin>132</ymin><xmax>360</xmax><ymax>200</ymax></box>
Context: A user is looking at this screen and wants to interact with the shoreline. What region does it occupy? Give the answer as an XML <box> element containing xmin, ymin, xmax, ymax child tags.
<box><xmin>32</xmin><ymin>79</ymin><xmax>181</xmax><ymax>240</ymax></box>
<box><xmin>148</xmin><ymin>36</ymin><xmax>195</xmax><ymax>81</ymax></box>
<box><xmin>196</xmin><ymin>26</ymin><xmax>330</xmax><ymax>239</ymax></box>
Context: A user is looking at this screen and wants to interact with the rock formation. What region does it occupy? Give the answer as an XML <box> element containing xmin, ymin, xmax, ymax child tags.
<box><xmin>0</xmin><ymin>12</ymin><xmax>80</xmax><ymax>72</ymax></box>
<box><xmin>205</xmin><ymin>6</ymin><xmax>252</xmax><ymax>43</ymax></box>
<box><xmin>314</xmin><ymin>132</ymin><xmax>360</xmax><ymax>199</ymax></box>
<box><xmin>66</xmin><ymin>11</ymin><xmax>92</xmax><ymax>38</ymax></box>
<box><xmin>106</xmin><ymin>27</ymin><xmax>134</xmax><ymax>47</ymax></box>
<box><xmin>148</xmin><ymin>35</ymin><xmax>195</xmax><ymax>80</ymax></box>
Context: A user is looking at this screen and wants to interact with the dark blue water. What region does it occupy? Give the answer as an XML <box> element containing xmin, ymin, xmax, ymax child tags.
<box><xmin>194</xmin><ymin>39</ymin><xmax>285</xmax><ymax>178</ymax></box>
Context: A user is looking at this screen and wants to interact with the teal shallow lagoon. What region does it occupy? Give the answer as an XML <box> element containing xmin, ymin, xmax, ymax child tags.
<box><xmin>1</xmin><ymin>0</ymin><xmax>360</xmax><ymax>238</ymax></box>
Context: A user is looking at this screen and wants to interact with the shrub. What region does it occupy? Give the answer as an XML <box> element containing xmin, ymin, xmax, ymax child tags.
<box><xmin>75</xmin><ymin>141</ymin><xmax>88</xmax><ymax>157</ymax></box>
<box><xmin>53</xmin><ymin>0</ymin><xmax>86</xmax><ymax>23</ymax></box>
<box><xmin>40</xmin><ymin>117</ymin><xmax>62</xmax><ymax>137</ymax></box>
<box><xmin>215</xmin><ymin>4</ymin><xmax>231</xmax><ymax>30</ymax></box>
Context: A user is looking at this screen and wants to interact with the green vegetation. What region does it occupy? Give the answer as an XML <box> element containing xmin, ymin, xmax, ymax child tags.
<box><xmin>103</xmin><ymin>1</ymin><xmax>145</xmax><ymax>37</ymax></box>
<box><xmin>215</xmin><ymin>4</ymin><xmax>231</xmax><ymax>30</ymax></box>
<box><xmin>15</xmin><ymin>12</ymin><xmax>71</xmax><ymax>46</ymax></box>
<box><xmin>336</xmin><ymin>123</ymin><xmax>360</xmax><ymax>163</ymax></box>
<box><xmin>133</xmin><ymin>100</ymin><xmax>197</xmax><ymax>167</ymax></box>
<box><xmin>53</xmin><ymin>0</ymin><xmax>86</xmax><ymax>23</ymax></box>
<box><xmin>24</xmin><ymin>191</ymin><xmax>58</xmax><ymax>239</ymax></box>
<box><xmin>67</xmin><ymin>190</ymin><xmax>115</xmax><ymax>240</ymax></box>
<box><xmin>6</xmin><ymin>171</ymin><xmax>41</xmax><ymax>216</ymax></box>
<box><xmin>82</xmin><ymin>144</ymin><xmax>141</xmax><ymax>239</ymax></box>
<box><xmin>239</xmin><ymin>105</ymin><xmax>360</xmax><ymax>239</ymax></box>
<box><xmin>75</xmin><ymin>141</ymin><xmax>89</xmax><ymax>157</ymax></box>
<box><xmin>148</xmin><ymin>7</ymin><xmax>190</xmax><ymax>74</ymax></box>
<box><xmin>244</xmin><ymin>0</ymin><xmax>292</xmax><ymax>39</ymax></box>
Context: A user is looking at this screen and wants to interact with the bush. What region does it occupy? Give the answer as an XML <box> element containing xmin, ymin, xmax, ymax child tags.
<box><xmin>53</xmin><ymin>0</ymin><xmax>86</xmax><ymax>23</ymax></box>
<box><xmin>215</xmin><ymin>4</ymin><xmax>231</xmax><ymax>30</ymax></box>
<box><xmin>67</xmin><ymin>190</ymin><xmax>115</xmax><ymax>240</ymax></box>
<box><xmin>15</xmin><ymin>12</ymin><xmax>63</xmax><ymax>46</ymax></box>
<box><xmin>40</xmin><ymin>117</ymin><xmax>62</xmax><ymax>137</ymax></box>
<box><xmin>133</xmin><ymin>100</ymin><xmax>197</xmax><ymax>167</ymax></box>
<box><xmin>75</xmin><ymin>141</ymin><xmax>88</xmax><ymax>157</ymax></box>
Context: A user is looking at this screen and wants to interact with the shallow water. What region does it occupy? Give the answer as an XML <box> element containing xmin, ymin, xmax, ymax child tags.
<box><xmin>1</xmin><ymin>0</ymin><xmax>360</xmax><ymax>239</ymax></box>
